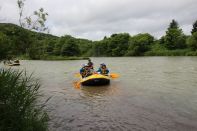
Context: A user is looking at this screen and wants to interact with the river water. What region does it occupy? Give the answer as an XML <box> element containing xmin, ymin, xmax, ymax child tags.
<box><xmin>3</xmin><ymin>57</ymin><xmax>197</xmax><ymax>131</ymax></box>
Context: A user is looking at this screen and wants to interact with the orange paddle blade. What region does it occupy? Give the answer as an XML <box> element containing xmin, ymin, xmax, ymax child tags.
<box><xmin>74</xmin><ymin>73</ymin><xmax>81</xmax><ymax>77</ymax></box>
<box><xmin>73</xmin><ymin>81</ymin><xmax>81</xmax><ymax>89</ymax></box>
<box><xmin>110</xmin><ymin>73</ymin><xmax>119</xmax><ymax>78</ymax></box>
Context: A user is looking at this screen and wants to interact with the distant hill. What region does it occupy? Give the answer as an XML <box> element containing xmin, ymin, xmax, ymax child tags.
<box><xmin>0</xmin><ymin>23</ymin><xmax>59</xmax><ymax>41</ymax></box>
<box><xmin>0</xmin><ymin>23</ymin><xmax>92</xmax><ymax>59</ymax></box>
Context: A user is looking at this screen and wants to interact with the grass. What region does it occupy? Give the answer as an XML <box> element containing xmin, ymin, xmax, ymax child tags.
<box><xmin>0</xmin><ymin>69</ymin><xmax>48</xmax><ymax>131</ymax></box>
<box><xmin>17</xmin><ymin>55</ymin><xmax>89</xmax><ymax>60</ymax></box>
<box><xmin>144</xmin><ymin>49</ymin><xmax>189</xmax><ymax>56</ymax></box>
<box><xmin>40</xmin><ymin>55</ymin><xmax>89</xmax><ymax>60</ymax></box>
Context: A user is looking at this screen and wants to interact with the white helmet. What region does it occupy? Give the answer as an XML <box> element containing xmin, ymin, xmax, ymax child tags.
<box><xmin>82</xmin><ymin>64</ymin><xmax>85</xmax><ymax>67</ymax></box>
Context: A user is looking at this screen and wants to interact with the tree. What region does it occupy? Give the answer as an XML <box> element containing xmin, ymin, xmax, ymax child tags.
<box><xmin>12</xmin><ymin>28</ymin><xmax>32</xmax><ymax>55</ymax></box>
<box><xmin>127</xmin><ymin>33</ymin><xmax>154</xmax><ymax>56</ymax></box>
<box><xmin>92</xmin><ymin>41</ymin><xmax>109</xmax><ymax>56</ymax></box>
<box><xmin>0</xmin><ymin>33</ymin><xmax>11</xmax><ymax>60</ymax></box>
<box><xmin>24</xmin><ymin>35</ymin><xmax>43</xmax><ymax>60</ymax></box>
<box><xmin>59</xmin><ymin>36</ymin><xmax>80</xmax><ymax>56</ymax></box>
<box><xmin>53</xmin><ymin>42</ymin><xmax>62</xmax><ymax>56</ymax></box>
<box><xmin>164</xmin><ymin>20</ymin><xmax>186</xmax><ymax>49</ymax></box>
<box><xmin>76</xmin><ymin>39</ymin><xmax>92</xmax><ymax>56</ymax></box>
<box><xmin>187</xmin><ymin>32</ymin><xmax>197</xmax><ymax>51</ymax></box>
<box><xmin>44</xmin><ymin>39</ymin><xmax>56</xmax><ymax>55</ymax></box>
<box><xmin>17</xmin><ymin>0</ymin><xmax>49</xmax><ymax>32</ymax></box>
<box><xmin>191</xmin><ymin>20</ymin><xmax>197</xmax><ymax>34</ymax></box>
<box><xmin>61</xmin><ymin>40</ymin><xmax>80</xmax><ymax>56</ymax></box>
<box><xmin>108</xmin><ymin>33</ymin><xmax>130</xmax><ymax>56</ymax></box>
<box><xmin>17</xmin><ymin>0</ymin><xmax>25</xmax><ymax>27</ymax></box>
<box><xmin>169</xmin><ymin>19</ymin><xmax>178</xmax><ymax>29</ymax></box>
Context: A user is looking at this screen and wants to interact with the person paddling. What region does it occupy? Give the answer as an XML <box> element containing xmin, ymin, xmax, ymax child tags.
<box><xmin>80</xmin><ymin>64</ymin><xmax>92</xmax><ymax>78</ymax></box>
<box><xmin>97</xmin><ymin>63</ymin><xmax>109</xmax><ymax>75</ymax></box>
<box><xmin>87</xmin><ymin>58</ymin><xmax>94</xmax><ymax>74</ymax></box>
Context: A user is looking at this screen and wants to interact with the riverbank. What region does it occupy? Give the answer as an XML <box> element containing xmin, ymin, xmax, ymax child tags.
<box><xmin>17</xmin><ymin>55</ymin><xmax>90</xmax><ymax>60</ymax></box>
<box><xmin>144</xmin><ymin>49</ymin><xmax>197</xmax><ymax>56</ymax></box>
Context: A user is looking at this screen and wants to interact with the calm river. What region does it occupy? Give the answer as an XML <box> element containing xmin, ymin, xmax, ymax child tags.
<box><xmin>3</xmin><ymin>57</ymin><xmax>197</xmax><ymax>131</ymax></box>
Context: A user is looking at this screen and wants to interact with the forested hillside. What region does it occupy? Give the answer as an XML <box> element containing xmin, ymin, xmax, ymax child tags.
<box><xmin>1</xmin><ymin>19</ymin><xmax>197</xmax><ymax>60</ymax></box>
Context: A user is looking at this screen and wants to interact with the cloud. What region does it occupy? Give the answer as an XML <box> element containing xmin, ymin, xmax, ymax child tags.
<box><xmin>0</xmin><ymin>0</ymin><xmax>197</xmax><ymax>40</ymax></box>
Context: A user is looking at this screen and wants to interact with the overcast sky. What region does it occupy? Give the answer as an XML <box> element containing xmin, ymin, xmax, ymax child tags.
<box><xmin>0</xmin><ymin>0</ymin><xmax>197</xmax><ymax>40</ymax></box>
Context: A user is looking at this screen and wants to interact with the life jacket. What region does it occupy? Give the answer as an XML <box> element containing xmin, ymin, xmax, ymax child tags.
<box><xmin>100</xmin><ymin>68</ymin><xmax>108</xmax><ymax>75</ymax></box>
<box><xmin>80</xmin><ymin>68</ymin><xmax>86</xmax><ymax>77</ymax></box>
<box><xmin>81</xmin><ymin>68</ymin><xmax>92</xmax><ymax>77</ymax></box>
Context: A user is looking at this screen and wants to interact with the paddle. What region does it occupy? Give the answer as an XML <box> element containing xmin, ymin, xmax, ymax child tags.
<box><xmin>74</xmin><ymin>72</ymin><xmax>119</xmax><ymax>78</ymax></box>
<box><xmin>109</xmin><ymin>73</ymin><xmax>119</xmax><ymax>79</ymax></box>
<box><xmin>73</xmin><ymin>81</ymin><xmax>81</xmax><ymax>89</ymax></box>
<box><xmin>74</xmin><ymin>73</ymin><xmax>81</xmax><ymax>77</ymax></box>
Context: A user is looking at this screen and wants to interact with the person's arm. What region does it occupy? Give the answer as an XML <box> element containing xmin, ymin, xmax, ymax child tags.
<box><xmin>106</xmin><ymin>69</ymin><xmax>109</xmax><ymax>74</ymax></box>
<box><xmin>97</xmin><ymin>68</ymin><xmax>101</xmax><ymax>73</ymax></box>
<box><xmin>80</xmin><ymin>69</ymin><xmax>83</xmax><ymax>74</ymax></box>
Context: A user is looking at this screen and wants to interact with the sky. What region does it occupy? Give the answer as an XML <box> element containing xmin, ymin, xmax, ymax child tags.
<box><xmin>0</xmin><ymin>0</ymin><xmax>197</xmax><ymax>40</ymax></box>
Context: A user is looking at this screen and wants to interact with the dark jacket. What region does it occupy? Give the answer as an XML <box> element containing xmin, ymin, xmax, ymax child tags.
<box><xmin>88</xmin><ymin>61</ymin><xmax>94</xmax><ymax>69</ymax></box>
<box><xmin>97</xmin><ymin>68</ymin><xmax>109</xmax><ymax>75</ymax></box>
<box><xmin>80</xmin><ymin>67</ymin><xmax>92</xmax><ymax>78</ymax></box>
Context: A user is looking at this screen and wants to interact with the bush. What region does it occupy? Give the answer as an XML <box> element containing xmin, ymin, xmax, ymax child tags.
<box><xmin>0</xmin><ymin>69</ymin><xmax>48</xmax><ymax>131</ymax></box>
<box><xmin>185</xmin><ymin>51</ymin><xmax>197</xmax><ymax>56</ymax></box>
<box><xmin>145</xmin><ymin>49</ymin><xmax>189</xmax><ymax>56</ymax></box>
<box><xmin>187</xmin><ymin>32</ymin><xmax>197</xmax><ymax>51</ymax></box>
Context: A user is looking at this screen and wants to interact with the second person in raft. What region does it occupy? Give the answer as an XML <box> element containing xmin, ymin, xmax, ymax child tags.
<box><xmin>87</xmin><ymin>59</ymin><xmax>94</xmax><ymax>69</ymax></box>
<box><xmin>97</xmin><ymin>63</ymin><xmax>109</xmax><ymax>75</ymax></box>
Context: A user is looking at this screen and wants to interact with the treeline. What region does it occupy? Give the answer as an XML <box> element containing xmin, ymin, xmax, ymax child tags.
<box><xmin>93</xmin><ymin>19</ymin><xmax>197</xmax><ymax>56</ymax></box>
<box><xmin>0</xmin><ymin>23</ymin><xmax>93</xmax><ymax>60</ymax></box>
<box><xmin>0</xmin><ymin>19</ymin><xmax>197</xmax><ymax>60</ymax></box>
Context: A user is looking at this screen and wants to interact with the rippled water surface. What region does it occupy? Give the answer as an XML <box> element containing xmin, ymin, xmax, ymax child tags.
<box><xmin>3</xmin><ymin>57</ymin><xmax>197</xmax><ymax>131</ymax></box>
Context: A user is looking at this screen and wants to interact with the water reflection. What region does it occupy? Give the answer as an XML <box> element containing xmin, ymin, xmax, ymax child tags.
<box><xmin>81</xmin><ymin>83</ymin><xmax>120</xmax><ymax>97</ymax></box>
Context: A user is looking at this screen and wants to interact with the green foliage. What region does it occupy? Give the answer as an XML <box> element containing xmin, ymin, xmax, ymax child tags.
<box><xmin>92</xmin><ymin>40</ymin><xmax>109</xmax><ymax>56</ymax></box>
<box><xmin>59</xmin><ymin>36</ymin><xmax>80</xmax><ymax>56</ymax></box>
<box><xmin>53</xmin><ymin>42</ymin><xmax>62</xmax><ymax>56</ymax></box>
<box><xmin>169</xmin><ymin>19</ymin><xmax>178</xmax><ymax>29</ymax></box>
<box><xmin>0</xmin><ymin>69</ymin><xmax>48</xmax><ymax>131</ymax></box>
<box><xmin>2</xmin><ymin>19</ymin><xmax>197</xmax><ymax>58</ymax></box>
<box><xmin>187</xmin><ymin>32</ymin><xmax>197</xmax><ymax>50</ymax></box>
<box><xmin>13</xmin><ymin>28</ymin><xmax>32</xmax><ymax>55</ymax></box>
<box><xmin>127</xmin><ymin>33</ymin><xmax>154</xmax><ymax>56</ymax></box>
<box><xmin>77</xmin><ymin>39</ymin><xmax>92</xmax><ymax>56</ymax></box>
<box><xmin>109</xmin><ymin>33</ymin><xmax>130</xmax><ymax>56</ymax></box>
<box><xmin>145</xmin><ymin>49</ymin><xmax>189</xmax><ymax>56</ymax></box>
<box><xmin>0</xmin><ymin>23</ymin><xmax>59</xmax><ymax>59</ymax></box>
<box><xmin>0</xmin><ymin>32</ymin><xmax>11</xmax><ymax>60</ymax></box>
<box><xmin>17</xmin><ymin>0</ymin><xmax>49</xmax><ymax>32</ymax></box>
<box><xmin>27</xmin><ymin>40</ymin><xmax>43</xmax><ymax>59</ymax></box>
<box><xmin>164</xmin><ymin>20</ymin><xmax>186</xmax><ymax>49</ymax></box>
<box><xmin>44</xmin><ymin>39</ymin><xmax>56</xmax><ymax>55</ymax></box>
<box><xmin>91</xmin><ymin>33</ymin><xmax>130</xmax><ymax>56</ymax></box>
<box><xmin>191</xmin><ymin>20</ymin><xmax>197</xmax><ymax>34</ymax></box>
<box><xmin>40</xmin><ymin>55</ymin><xmax>89</xmax><ymax>60</ymax></box>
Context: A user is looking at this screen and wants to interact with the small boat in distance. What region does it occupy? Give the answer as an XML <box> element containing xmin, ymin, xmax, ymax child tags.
<box><xmin>4</xmin><ymin>59</ymin><xmax>20</xmax><ymax>66</ymax></box>
<box><xmin>8</xmin><ymin>63</ymin><xmax>20</xmax><ymax>66</ymax></box>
